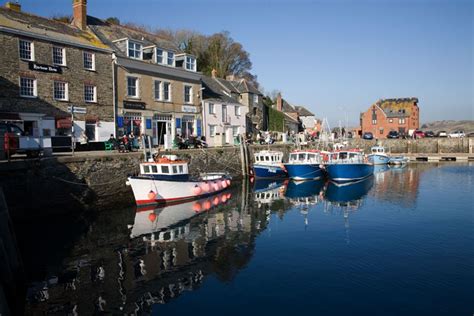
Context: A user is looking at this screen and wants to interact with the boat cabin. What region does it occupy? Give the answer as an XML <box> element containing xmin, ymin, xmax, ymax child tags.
<box><xmin>254</xmin><ymin>151</ymin><xmax>284</xmax><ymax>165</ymax></box>
<box><xmin>370</xmin><ymin>146</ymin><xmax>386</xmax><ymax>155</ymax></box>
<box><xmin>288</xmin><ymin>151</ymin><xmax>322</xmax><ymax>164</ymax></box>
<box><xmin>329</xmin><ymin>150</ymin><xmax>365</xmax><ymax>164</ymax></box>
<box><xmin>140</xmin><ymin>155</ymin><xmax>190</xmax><ymax>180</ymax></box>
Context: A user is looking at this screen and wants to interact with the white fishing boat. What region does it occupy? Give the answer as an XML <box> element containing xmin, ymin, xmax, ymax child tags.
<box><xmin>388</xmin><ymin>156</ymin><xmax>409</xmax><ymax>165</ymax></box>
<box><xmin>126</xmin><ymin>155</ymin><xmax>231</xmax><ymax>206</ymax></box>
<box><xmin>367</xmin><ymin>146</ymin><xmax>390</xmax><ymax>165</ymax></box>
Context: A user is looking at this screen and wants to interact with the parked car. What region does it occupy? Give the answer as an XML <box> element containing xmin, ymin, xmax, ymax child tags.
<box><xmin>362</xmin><ymin>132</ymin><xmax>374</xmax><ymax>140</ymax></box>
<box><xmin>424</xmin><ymin>131</ymin><xmax>435</xmax><ymax>137</ymax></box>
<box><xmin>387</xmin><ymin>130</ymin><xmax>399</xmax><ymax>139</ymax></box>
<box><xmin>413</xmin><ymin>130</ymin><xmax>425</xmax><ymax>138</ymax></box>
<box><xmin>437</xmin><ymin>130</ymin><xmax>447</xmax><ymax>137</ymax></box>
<box><xmin>448</xmin><ymin>130</ymin><xmax>465</xmax><ymax>138</ymax></box>
<box><xmin>0</xmin><ymin>122</ymin><xmax>41</xmax><ymax>158</ymax></box>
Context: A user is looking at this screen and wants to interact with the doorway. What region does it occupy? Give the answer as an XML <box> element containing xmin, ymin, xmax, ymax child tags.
<box><xmin>156</xmin><ymin>121</ymin><xmax>167</xmax><ymax>145</ymax></box>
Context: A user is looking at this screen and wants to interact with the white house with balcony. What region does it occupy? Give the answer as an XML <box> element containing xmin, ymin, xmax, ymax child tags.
<box><xmin>201</xmin><ymin>75</ymin><xmax>248</xmax><ymax>147</ymax></box>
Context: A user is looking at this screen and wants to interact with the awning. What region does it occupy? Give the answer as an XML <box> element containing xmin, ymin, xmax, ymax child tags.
<box><xmin>0</xmin><ymin>112</ymin><xmax>22</xmax><ymax>122</ymax></box>
<box><xmin>56</xmin><ymin>118</ymin><xmax>72</xmax><ymax>129</ymax></box>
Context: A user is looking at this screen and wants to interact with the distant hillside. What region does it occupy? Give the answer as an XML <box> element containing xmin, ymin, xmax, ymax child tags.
<box><xmin>421</xmin><ymin>120</ymin><xmax>474</xmax><ymax>133</ymax></box>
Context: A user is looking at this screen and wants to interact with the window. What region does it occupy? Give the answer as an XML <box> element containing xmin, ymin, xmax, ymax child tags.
<box><xmin>156</xmin><ymin>48</ymin><xmax>164</xmax><ymax>64</ymax></box>
<box><xmin>83</xmin><ymin>51</ymin><xmax>95</xmax><ymax>70</ymax></box>
<box><xmin>19</xmin><ymin>77</ymin><xmax>36</xmax><ymax>97</ymax></box>
<box><xmin>209</xmin><ymin>103</ymin><xmax>215</xmax><ymax>114</ymax></box>
<box><xmin>372</xmin><ymin>119</ymin><xmax>377</xmax><ymax>125</ymax></box>
<box><xmin>184</xmin><ymin>85</ymin><xmax>192</xmax><ymax>104</ymax></box>
<box><xmin>399</xmin><ymin>118</ymin><xmax>406</xmax><ymax>124</ymax></box>
<box><xmin>19</xmin><ymin>39</ymin><xmax>33</xmax><ymax>60</ymax></box>
<box><xmin>185</xmin><ymin>56</ymin><xmax>196</xmax><ymax>71</ymax></box>
<box><xmin>53</xmin><ymin>81</ymin><xmax>68</xmax><ymax>101</ymax></box>
<box><xmin>222</xmin><ymin>105</ymin><xmax>228</xmax><ymax>122</ymax></box>
<box><xmin>389</xmin><ymin>119</ymin><xmax>393</xmax><ymax>123</ymax></box>
<box><xmin>154</xmin><ymin>80</ymin><xmax>161</xmax><ymax>100</ymax></box>
<box><xmin>85</xmin><ymin>121</ymin><xmax>96</xmax><ymax>141</ymax></box>
<box><xmin>84</xmin><ymin>85</ymin><xmax>96</xmax><ymax>103</ymax></box>
<box><xmin>209</xmin><ymin>125</ymin><xmax>216</xmax><ymax>137</ymax></box>
<box><xmin>232</xmin><ymin>126</ymin><xmax>239</xmax><ymax>137</ymax></box>
<box><xmin>253</xmin><ymin>94</ymin><xmax>258</xmax><ymax>104</ymax></box>
<box><xmin>52</xmin><ymin>46</ymin><xmax>66</xmax><ymax>65</ymax></box>
<box><xmin>167</xmin><ymin>51</ymin><xmax>174</xmax><ymax>66</ymax></box>
<box><xmin>379</xmin><ymin>128</ymin><xmax>384</xmax><ymax>135</ymax></box>
<box><xmin>127</xmin><ymin>77</ymin><xmax>139</xmax><ymax>97</ymax></box>
<box><xmin>163</xmin><ymin>82</ymin><xmax>171</xmax><ymax>101</ymax></box>
<box><xmin>151</xmin><ymin>165</ymin><xmax>158</xmax><ymax>173</ymax></box>
<box><xmin>172</xmin><ymin>165</ymin><xmax>178</xmax><ymax>174</ymax></box>
<box><xmin>161</xmin><ymin>165</ymin><xmax>170</xmax><ymax>173</ymax></box>
<box><xmin>178</xmin><ymin>165</ymin><xmax>184</xmax><ymax>173</ymax></box>
<box><xmin>128</xmin><ymin>41</ymin><xmax>142</xmax><ymax>59</ymax></box>
<box><xmin>235</xmin><ymin>105</ymin><xmax>241</xmax><ymax>116</ymax></box>
<box><xmin>143</xmin><ymin>165</ymin><xmax>150</xmax><ymax>173</ymax></box>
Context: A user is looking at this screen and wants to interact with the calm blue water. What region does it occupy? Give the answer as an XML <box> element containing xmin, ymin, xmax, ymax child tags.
<box><xmin>20</xmin><ymin>163</ymin><xmax>473</xmax><ymax>315</ymax></box>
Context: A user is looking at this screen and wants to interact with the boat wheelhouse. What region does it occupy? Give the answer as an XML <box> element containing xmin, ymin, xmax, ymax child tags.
<box><xmin>283</xmin><ymin>150</ymin><xmax>323</xmax><ymax>180</ymax></box>
<box><xmin>127</xmin><ymin>155</ymin><xmax>231</xmax><ymax>206</ymax></box>
<box><xmin>367</xmin><ymin>146</ymin><xmax>390</xmax><ymax>165</ymax></box>
<box><xmin>325</xmin><ymin>150</ymin><xmax>374</xmax><ymax>182</ymax></box>
<box><xmin>253</xmin><ymin>150</ymin><xmax>287</xmax><ymax>178</ymax></box>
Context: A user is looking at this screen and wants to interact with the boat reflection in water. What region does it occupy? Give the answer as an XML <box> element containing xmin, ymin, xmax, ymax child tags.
<box><xmin>285</xmin><ymin>179</ymin><xmax>325</xmax><ymax>226</ymax></box>
<box><xmin>324</xmin><ymin>176</ymin><xmax>374</xmax><ymax>243</ymax></box>
<box><xmin>252</xmin><ymin>179</ymin><xmax>287</xmax><ymax>207</ymax></box>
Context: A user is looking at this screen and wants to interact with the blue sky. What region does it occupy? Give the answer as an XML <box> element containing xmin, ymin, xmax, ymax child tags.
<box><xmin>19</xmin><ymin>0</ymin><xmax>473</xmax><ymax>126</ymax></box>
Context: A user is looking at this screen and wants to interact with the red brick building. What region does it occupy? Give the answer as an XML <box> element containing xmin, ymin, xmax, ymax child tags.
<box><xmin>360</xmin><ymin>98</ymin><xmax>419</xmax><ymax>138</ymax></box>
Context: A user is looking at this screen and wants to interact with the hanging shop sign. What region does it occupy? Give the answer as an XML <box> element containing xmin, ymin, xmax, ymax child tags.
<box><xmin>29</xmin><ymin>62</ymin><xmax>62</xmax><ymax>74</ymax></box>
<box><xmin>124</xmin><ymin>101</ymin><xmax>146</xmax><ymax>110</ymax></box>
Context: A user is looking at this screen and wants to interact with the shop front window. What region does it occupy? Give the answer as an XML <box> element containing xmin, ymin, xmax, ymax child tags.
<box><xmin>181</xmin><ymin>116</ymin><xmax>194</xmax><ymax>139</ymax></box>
<box><xmin>85</xmin><ymin>121</ymin><xmax>96</xmax><ymax>141</ymax></box>
<box><xmin>124</xmin><ymin>112</ymin><xmax>142</xmax><ymax>136</ymax></box>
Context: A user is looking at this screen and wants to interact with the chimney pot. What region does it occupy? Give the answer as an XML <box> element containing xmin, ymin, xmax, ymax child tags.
<box><xmin>72</xmin><ymin>0</ymin><xmax>87</xmax><ymax>31</ymax></box>
<box><xmin>5</xmin><ymin>1</ymin><xmax>21</xmax><ymax>12</ymax></box>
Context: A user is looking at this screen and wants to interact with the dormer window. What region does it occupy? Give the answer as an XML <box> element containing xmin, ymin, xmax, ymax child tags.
<box><xmin>156</xmin><ymin>48</ymin><xmax>164</xmax><ymax>64</ymax></box>
<box><xmin>128</xmin><ymin>41</ymin><xmax>142</xmax><ymax>59</ymax></box>
<box><xmin>253</xmin><ymin>94</ymin><xmax>259</xmax><ymax>104</ymax></box>
<box><xmin>185</xmin><ymin>56</ymin><xmax>196</xmax><ymax>71</ymax></box>
<box><xmin>167</xmin><ymin>51</ymin><xmax>174</xmax><ymax>66</ymax></box>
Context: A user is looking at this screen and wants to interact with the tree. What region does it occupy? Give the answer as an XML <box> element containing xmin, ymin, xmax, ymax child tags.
<box><xmin>105</xmin><ymin>17</ymin><xmax>121</xmax><ymax>25</ymax></box>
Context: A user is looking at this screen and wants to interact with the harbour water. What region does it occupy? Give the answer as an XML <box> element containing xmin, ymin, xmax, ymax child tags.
<box><xmin>14</xmin><ymin>163</ymin><xmax>473</xmax><ymax>315</ymax></box>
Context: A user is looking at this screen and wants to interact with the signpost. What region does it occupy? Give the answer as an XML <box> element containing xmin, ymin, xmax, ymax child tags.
<box><xmin>67</xmin><ymin>106</ymin><xmax>87</xmax><ymax>155</ymax></box>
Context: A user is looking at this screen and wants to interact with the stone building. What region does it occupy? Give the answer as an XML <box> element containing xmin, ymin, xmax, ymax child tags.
<box><xmin>201</xmin><ymin>74</ymin><xmax>249</xmax><ymax>147</ymax></box>
<box><xmin>0</xmin><ymin>1</ymin><xmax>114</xmax><ymax>142</ymax></box>
<box><xmin>293</xmin><ymin>105</ymin><xmax>316</xmax><ymax>133</ymax></box>
<box><xmin>275</xmin><ymin>93</ymin><xmax>302</xmax><ymax>133</ymax></box>
<box><xmin>88</xmin><ymin>16</ymin><xmax>201</xmax><ymax>147</ymax></box>
<box><xmin>360</xmin><ymin>98</ymin><xmax>420</xmax><ymax>138</ymax></box>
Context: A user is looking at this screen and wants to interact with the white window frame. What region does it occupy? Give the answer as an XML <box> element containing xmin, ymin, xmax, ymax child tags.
<box><xmin>19</xmin><ymin>39</ymin><xmax>34</xmax><ymax>61</ymax></box>
<box><xmin>154</xmin><ymin>80</ymin><xmax>162</xmax><ymax>100</ymax></box>
<box><xmin>372</xmin><ymin>119</ymin><xmax>377</xmax><ymax>125</ymax></box>
<box><xmin>53</xmin><ymin>81</ymin><xmax>69</xmax><ymax>101</ymax></box>
<box><xmin>128</xmin><ymin>40</ymin><xmax>143</xmax><ymax>60</ymax></box>
<box><xmin>253</xmin><ymin>94</ymin><xmax>258</xmax><ymax>104</ymax></box>
<box><xmin>84</xmin><ymin>84</ymin><xmax>97</xmax><ymax>103</ymax></box>
<box><xmin>156</xmin><ymin>48</ymin><xmax>164</xmax><ymax>64</ymax></box>
<box><xmin>19</xmin><ymin>77</ymin><xmax>37</xmax><ymax>98</ymax></box>
<box><xmin>83</xmin><ymin>51</ymin><xmax>95</xmax><ymax>70</ymax></box>
<box><xmin>399</xmin><ymin>118</ymin><xmax>406</xmax><ymax>124</ymax></box>
<box><xmin>166</xmin><ymin>51</ymin><xmax>175</xmax><ymax>66</ymax></box>
<box><xmin>184</xmin><ymin>85</ymin><xmax>192</xmax><ymax>104</ymax></box>
<box><xmin>234</xmin><ymin>105</ymin><xmax>241</xmax><ymax>116</ymax></box>
<box><xmin>185</xmin><ymin>56</ymin><xmax>196</xmax><ymax>71</ymax></box>
<box><xmin>209</xmin><ymin>124</ymin><xmax>216</xmax><ymax>137</ymax></box>
<box><xmin>209</xmin><ymin>103</ymin><xmax>215</xmax><ymax>114</ymax></box>
<box><xmin>232</xmin><ymin>126</ymin><xmax>239</xmax><ymax>137</ymax></box>
<box><xmin>52</xmin><ymin>46</ymin><xmax>66</xmax><ymax>66</ymax></box>
<box><xmin>127</xmin><ymin>76</ymin><xmax>139</xmax><ymax>98</ymax></box>
<box><xmin>163</xmin><ymin>82</ymin><xmax>171</xmax><ymax>101</ymax></box>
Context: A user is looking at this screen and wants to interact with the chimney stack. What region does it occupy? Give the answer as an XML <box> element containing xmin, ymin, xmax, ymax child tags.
<box><xmin>5</xmin><ymin>1</ymin><xmax>21</xmax><ymax>12</ymax></box>
<box><xmin>276</xmin><ymin>93</ymin><xmax>282</xmax><ymax>111</ymax></box>
<box><xmin>211</xmin><ymin>69</ymin><xmax>218</xmax><ymax>78</ymax></box>
<box><xmin>72</xmin><ymin>0</ymin><xmax>87</xmax><ymax>31</ymax></box>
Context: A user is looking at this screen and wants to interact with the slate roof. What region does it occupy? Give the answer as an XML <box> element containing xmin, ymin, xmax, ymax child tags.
<box><xmin>282</xmin><ymin>99</ymin><xmax>296</xmax><ymax>113</ymax></box>
<box><xmin>0</xmin><ymin>7</ymin><xmax>109</xmax><ymax>51</ymax></box>
<box><xmin>294</xmin><ymin>105</ymin><xmax>314</xmax><ymax>117</ymax></box>
<box><xmin>87</xmin><ymin>16</ymin><xmax>178</xmax><ymax>57</ymax></box>
<box><xmin>213</xmin><ymin>78</ymin><xmax>240</xmax><ymax>94</ymax></box>
<box><xmin>231</xmin><ymin>79</ymin><xmax>261</xmax><ymax>95</ymax></box>
<box><xmin>201</xmin><ymin>76</ymin><xmax>241</xmax><ymax>104</ymax></box>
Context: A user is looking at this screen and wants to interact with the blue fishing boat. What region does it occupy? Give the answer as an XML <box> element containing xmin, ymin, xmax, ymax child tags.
<box><xmin>325</xmin><ymin>150</ymin><xmax>374</xmax><ymax>182</ymax></box>
<box><xmin>284</xmin><ymin>150</ymin><xmax>323</xmax><ymax>180</ymax></box>
<box><xmin>253</xmin><ymin>150</ymin><xmax>287</xmax><ymax>178</ymax></box>
<box><xmin>367</xmin><ymin>146</ymin><xmax>390</xmax><ymax>165</ymax></box>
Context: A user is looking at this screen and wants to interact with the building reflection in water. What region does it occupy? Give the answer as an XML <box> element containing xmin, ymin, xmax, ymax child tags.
<box><xmin>24</xmin><ymin>165</ymin><xmax>426</xmax><ymax>314</ymax></box>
